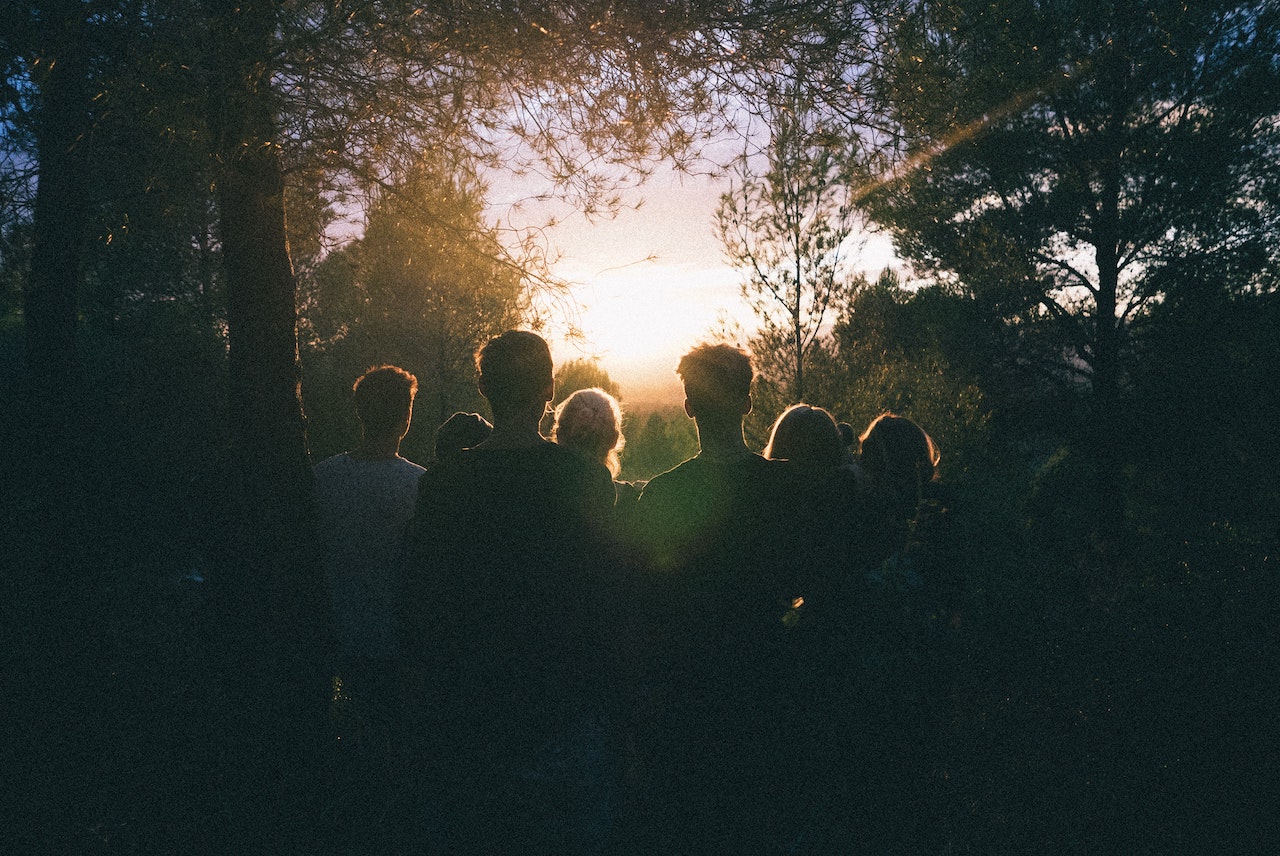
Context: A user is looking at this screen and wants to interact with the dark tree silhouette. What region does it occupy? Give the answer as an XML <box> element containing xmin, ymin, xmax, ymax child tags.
<box><xmin>554</xmin><ymin>358</ymin><xmax>622</xmax><ymax>404</ymax></box>
<box><xmin>865</xmin><ymin>0</ymin><xmax>1280</xmax><ymax>544</ymax></box>
<box><xmin>301</xmin><ymin>156</ymin><xmax>525</xmax><ymax>452</ymax></box>
<box><xmin>13</xmin><ymin>1</ymin><xmax>90</xmax><ymax>408</ymax></box>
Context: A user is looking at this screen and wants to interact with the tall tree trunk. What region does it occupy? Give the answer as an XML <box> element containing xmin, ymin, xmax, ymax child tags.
<box><xmin>202</xmin><ymin>3</ymin><xmax>331</xmax><ymax>847</ymax></box>
<box><xmin>793</xmin><ymin>311</ymin><xmax>805</xmax><ymax>402</ymax></box>
<box><xmin>24</xmin><ymin>1</ymin><xmax>89</xmax><ymax>414</ymax></box>
<box><xmin>1090</xmin><ymin>169</ymin><xmax>1126</xmax><ymax>559</ymax></box>
<box><xmin>20</xmin><ymin>2</ymin><xmax>93</xmax><ymax>636</ymax></box>
<box><xmin>205</xmin><ymin>0</ymin><xmax>327</xmax><ymax>656</ymax></box>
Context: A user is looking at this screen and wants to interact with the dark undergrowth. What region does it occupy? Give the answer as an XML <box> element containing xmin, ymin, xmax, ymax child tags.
<box><xmin>3</xmin><ymin>371</ymin><xmax>1277</xmax><ymax>855</ymax></box>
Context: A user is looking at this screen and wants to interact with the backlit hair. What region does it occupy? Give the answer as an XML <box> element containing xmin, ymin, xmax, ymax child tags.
<box><xmin>352</xmin><ymin>365</ymin><xmax>418</xmax><ymax>437</ymax></box>
<box><xmin>475</xmin><ymin>330</ymin><xmax>554</xmax><ymax>420</ymax></box>
<box><xmin>859</xmin><ymin>412</ymin><xmax>941</xmax><ymax>507</ymax></box>
<box><xmin>764</xmin><ymin>403</ymin><xmax>844</xmax><ymax>468</ymax></box>
<box><xmin>676</xmin><ymin>343</ymin><xmax>753</xmax><ymax>417</ymax></box>
<box><xmin>552</xmin><ymin>387</ymin><xmax>625</xmax><ymax>477</ymax></box>
<box><xmin>434</xmin><ymin>411</ymin><xmax>492</xmax><ymax>459</ymax></box>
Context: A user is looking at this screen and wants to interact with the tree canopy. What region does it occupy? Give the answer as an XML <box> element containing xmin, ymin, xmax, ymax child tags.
<box><xmin>861</xmin><ymin>0</ymin><xmax>1280</xmax><ymax>536</ymax></box>
<box><xmin>866</xmin><ymin>0</ymin><xmax>1280</xmax><ymax>406</ymax></box>
<box><xmin>4</xmin><ymin>4</ymin><xmax>1279</xmax><ymax>852</ymax></box>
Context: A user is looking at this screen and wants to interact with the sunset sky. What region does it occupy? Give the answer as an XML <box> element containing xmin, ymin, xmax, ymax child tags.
<box><xmin>513</xmin><ymin>166</ymin><xmax>898</xmax><ymax>407</ymax></box>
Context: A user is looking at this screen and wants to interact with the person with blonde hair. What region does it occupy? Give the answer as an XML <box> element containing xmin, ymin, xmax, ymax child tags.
<box><xmin>552</xmin><ymin>387</ymin><xmax>626</xmax><ymax>478</ymax></box>
<box><xmin>552</xmin><ymin>387</ymin><xmax>644</xmax><ymax>518</ymax></box>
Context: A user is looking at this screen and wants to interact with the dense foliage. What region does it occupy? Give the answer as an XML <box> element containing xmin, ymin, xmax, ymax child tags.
<box><xmin>2</xmin><ymin>0</ymin><xmax>1277</xmax><ymax>852</ymax></box>
<box><xmin>864</xmin><ymin>0</ymin><xmax>1280</xmax><ymax>537</ymax></box>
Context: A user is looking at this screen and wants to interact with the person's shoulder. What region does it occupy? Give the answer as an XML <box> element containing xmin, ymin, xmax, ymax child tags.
<box><xmin>313</xmin><ymin>452</ymin><xmax>351</xmax><ymax>473</ymax></box>
<box><xmin>614</xmin><ymin>479</ymin><xmax>644</xmax><ymax>505</ymax></box>
<box><xmin>414</xmin><ymin>453</ymin><xmax>483</xmax><ymax>525</ymax></box>
<box><xmin>312</xmin><ymin>453</ymin><xmax>354</xmax><ymax>494</ymax></box>
<box><xmin>616</xmin><ymin>478</ymin><xmax>645</xmax><ymax>496</ymax></box>
<box><xmin>392</xmin><ymin>455</ymin><xmax>427</xmax><ymax>475</ymax></box>
<box><xmin>659</xmin><ymin>455</ymin><xmax>706</xmax><ymax>479</ymax></box>
<box><xmin>547</xmin><ymin>445</ymin><xmax>616</xmax><ymax>509</ymax></box>
<box><xmin>745</xmin><ymin>452</ymin><xmax>782</xmax><ymax>474</ymax></box>
<box><xmin>539</xmin><ymin>441</ymin><xmax>610</xmax><ymax>478</ymax></box>
<box><xmin>539</xmin><ymin>440</ymin><xmax>589</xmax><ymax>465</ymax></box>
<box><xmin>418</xmin><ymin>449</ymin><xmax>476</xmax><ymax>490</ymax></box>
<box><xmin>726</xmin><ymin>452</ymin><xmax>783</xmax><ymax>490</ymax></box>
<box><xmin>387</xmin><ymin>456</ymin><xmax>427</xmax><ymax>493</ymax></box>
<box><xmin>638</xmin><ymin>456</ymin><xmax>699</xmax><ymax>496</ymax></box>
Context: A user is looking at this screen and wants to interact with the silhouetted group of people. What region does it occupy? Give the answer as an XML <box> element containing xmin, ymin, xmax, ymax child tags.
<box><xmin>315</xmin><ymin>330</ymin><xmax>955</xmax><ymax>855</ymax></box>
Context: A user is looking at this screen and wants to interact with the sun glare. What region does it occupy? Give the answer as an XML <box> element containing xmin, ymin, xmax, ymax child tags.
<box><xmin>530</xmin><ymin>165</ymin><xmax>898</xmax><ymax>405</ymax></box>
<box><xmin>550</xmin><ymin>262</ymin><xmax>744</xmax><ymax>404</ymax></box>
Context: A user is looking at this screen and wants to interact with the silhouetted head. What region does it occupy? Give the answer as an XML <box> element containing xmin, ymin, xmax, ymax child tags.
<box><xmin>764</xmin><ymin>404</ymin><xmax>845</xmax><ymax>468</ymax></box>
<box><xmin>552</xmin><ymin>387</ymin><xmax>625</xmax><ymax>477</ymax></box>
<box><xmin>837</xmin><ymin>420</ymin><xmax>858</xmax><ymax>465</ymax></box>
<box><xmin>434</xmin><ymin>411</ymin><xmax>493</xmax><ymax>459</ymax></box>
<box><xmin>677</xmin><ymin>343</ymin><xmax>753</xmax><ymax>424</ymax></box>
<box><xmin>859</xmin><ymin>412</ymin><xmax>940</xmax><ymax>511</ymax></box>
<box><xmin>838</xmin><ymin>421</ymin><xmax>856</xmax><ymax>448</ymax></box>
<box><xmin>476</xmin><ymin>330</ymin><xmax>555</xmax><ymax>423</ymax></box>
<box><xmin>353</xmin><ymin>365</ymin><xmax>418</xmax><ymax>441</ymax></box>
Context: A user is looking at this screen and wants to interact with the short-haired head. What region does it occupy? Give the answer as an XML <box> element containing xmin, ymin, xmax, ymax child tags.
<box><xmin>552</xmin><ymin>387</ymin><xmax>625</xmax><ymax>477</ymax></box>
<box><xmin>476</xmin><ymin>330</ymin><xmax>555</xmax><ymax>422</ymax></box>
<box><xmin>677</xmin><ymin>343</ymin><xmax>754</xmax><ymax>421</ymax></box>
<box><xmin>353</xmin><ymin>365</ymin><xmax>418</xmax><ymax>438</ymax></box>
<box><xmin>434</xmin><ymin>411</ymin><xmax>493</xmax><ymax>459</ymax></box>
<box><xmin>764</xmin><ymin>403</ymin><xmax>845</xmax><ymax>468</ymax></box>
